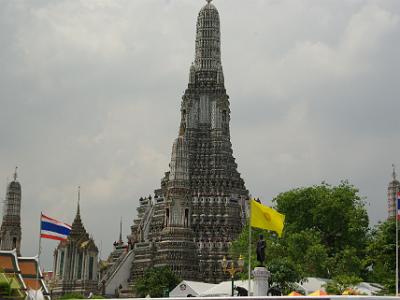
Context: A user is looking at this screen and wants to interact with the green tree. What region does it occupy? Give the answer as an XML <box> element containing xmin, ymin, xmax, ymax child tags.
<box><xmin>285</xmin><ymin>229</ymin><xmax>329</xmax><ymax>277</ymax></box>
<box><xmin>365</xmin><ymin>218</ymin><xmax>397</xmax><ymax>294</ymax></box>
<box><xmin>133</xmin><ymin>266</ymin><xmax>181</xmax><ymax>298</ymax></box>
<box><xmin>274</xmin><ymin>181</ymin><xmax>369</xmax><ymax>256</ymax></box>
<box><xmin>230</xmin><ymin>181</ymin><xmax>370</xmax><ymax>291</ymax></box>
<box><xmin>274</xmin><ymin>181</ymin><xmax>369</xmax><ymax>278</ymax></box>
<box><xmin>330</xmin><ymin>246</ymin><xmax>363</xmax><ymax>276</ymax></box>
<box><xmin>268</xmin><ymin>257</ymin><xmax>303</xmax><ymax>294</ymax></box>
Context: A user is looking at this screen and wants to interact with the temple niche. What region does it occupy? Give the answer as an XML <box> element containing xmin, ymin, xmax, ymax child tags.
<box><xmin>128</xmin><ymin>0</ymin><xmax>249</xmax><ymax>284</ymax></box>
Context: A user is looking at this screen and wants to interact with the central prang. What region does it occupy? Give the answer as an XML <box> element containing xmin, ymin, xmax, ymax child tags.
<box><xmin>128</xmin><ymin>1</ymin><xmax>249</xmax><ymax>283</ymax></box>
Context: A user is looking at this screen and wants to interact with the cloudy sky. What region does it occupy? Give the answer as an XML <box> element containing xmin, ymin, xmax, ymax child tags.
<box><xmin>0</xmin><ymin>0</ymin><xmax>399</xmax><ymax>269</ymax></box>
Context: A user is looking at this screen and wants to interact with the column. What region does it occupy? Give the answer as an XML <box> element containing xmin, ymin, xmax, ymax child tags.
<box><xmin>82</xmin><ymin>252</ymin><xmax>87</xmax><ymax>280</ymax></box>
<box><xmin>252</xmin><ymin>267</ymin><xmax>270</xmax><ymax>296</ymax></box>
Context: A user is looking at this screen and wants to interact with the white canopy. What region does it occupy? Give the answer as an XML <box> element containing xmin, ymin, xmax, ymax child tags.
<box><xmin>26</xmin><ymin>289</ymin><xmax>45</xmax><ymax>300</ymax></box>
<box><xmin>199</xmin><ymin>280</ymin><xmax>250</xmax><ymax>297</ymax></box>
<box><xmin>171</xmin><ymin>277</ymin><xmax>382</xmax><ymax>297</ymax></box>
<box><xmin>169</xmin><ymin>280</ymin><xmax>217</xmax><ymax>297</ymax></box>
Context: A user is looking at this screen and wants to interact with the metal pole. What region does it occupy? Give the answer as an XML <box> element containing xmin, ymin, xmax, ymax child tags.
<box><xmin>397</xmin><ymin>193</ymin><xmax>399</xmax><ymax>296</ymax></box>
<box><xmin>231</xmin><ymin>275</ymin><xmax>234</xmax><ymax>297</ymax></box>
<box><xmin>248</xmin><ymin>199</ymin><xmax>252</xmax><ymax>295</ymax></box>
<box><xmin>36</xmin><ymin>212</ymin><xmax>43</xmax><ymax>298</ymax></box>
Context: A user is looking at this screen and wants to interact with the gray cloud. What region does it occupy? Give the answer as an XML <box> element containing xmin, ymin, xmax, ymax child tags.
<box><xmin>0</xmin><ymin>0</ymin><xmax>399</xmax><ymax>269</ymax></box>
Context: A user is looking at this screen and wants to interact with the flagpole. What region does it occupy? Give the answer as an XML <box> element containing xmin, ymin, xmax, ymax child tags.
<box><xmin>248</xmin><ymin>199</ymin><xmax>252</xmax><ymax>295</ymax></box>
<box><xmin>396</xmin><ymin>195</ymin><xmax>399</xmax><ymax>296</ymax></box>
<box><xmin>36</xmin><ymin>212</ymin><xmax>43</xmax><ymax>298</ymax></box>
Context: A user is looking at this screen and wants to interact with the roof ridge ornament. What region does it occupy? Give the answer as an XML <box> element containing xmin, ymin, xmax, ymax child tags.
<box><xmin>206</xmin><ymin>0</ymin><xmax>212</xmax><ymax>3</ymax></box>
<box><xmin>393</xmin><ymin>164</ymin><xmax>397</xmax><ymax>181</ymax></box>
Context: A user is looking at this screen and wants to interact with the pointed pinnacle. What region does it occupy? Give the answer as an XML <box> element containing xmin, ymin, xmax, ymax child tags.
<box><xmin>119</xmin><ymin>217</ymin><xmax>123</xmax><ymax>242</ymax></box>
<box><xmin>77</xmin><ymin>186</ymin><xmax>81</xmax><ymax>215</ymax></box>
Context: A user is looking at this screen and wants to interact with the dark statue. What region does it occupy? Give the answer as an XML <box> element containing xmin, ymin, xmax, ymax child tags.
<box><xmin>235</xmin><ymin>286</ymin><xmax>248</xmax><ymax>296</ymax></box>
<box><xmin>256</xmin><ymin>234</ymin><xmax>266</xmax><ymax>266</ymax></box>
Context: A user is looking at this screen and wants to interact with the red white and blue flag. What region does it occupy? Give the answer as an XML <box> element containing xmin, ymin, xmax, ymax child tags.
<box><xmin>397</xmin><ymin>192</ymin><xmax>400</xmax><ymax>221</ymax></box>
<box><xmin>40</xmin><ymin>214</ymin><xmax>71</xmax><ymax>241</ymax></box>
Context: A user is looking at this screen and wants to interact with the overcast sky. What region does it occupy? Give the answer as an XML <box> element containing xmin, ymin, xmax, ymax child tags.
<box><xmin>0</xmin><ymin>0</ymin><xmax>399</xmax><ymax>270</ymax></box>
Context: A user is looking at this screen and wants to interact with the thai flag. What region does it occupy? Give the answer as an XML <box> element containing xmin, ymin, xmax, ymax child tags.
<box><xmin>397</xmin><ymin>192</ymin><xmax>400</xmax><ymax>221</ymax></box>
<box><xmin>40</xmin><ymin>214</ymin><xmax>71</xmax><ymax>241</ymax></box>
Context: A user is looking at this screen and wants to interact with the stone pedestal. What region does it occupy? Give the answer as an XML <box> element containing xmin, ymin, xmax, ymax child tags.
<box><xmin>252</xmin><ymin>267</ymin><xmax>270</xmax><ymax>296</ymax></box>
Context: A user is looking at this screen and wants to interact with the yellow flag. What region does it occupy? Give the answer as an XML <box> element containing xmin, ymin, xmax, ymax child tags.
<box><xmin>250</xmin><ymin>199</ymin><xmax>285</xmax><ymax>237</ymax></box>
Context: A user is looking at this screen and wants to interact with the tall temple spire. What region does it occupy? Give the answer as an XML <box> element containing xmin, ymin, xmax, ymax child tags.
<box><xmin>388</xmin><ymin>164</ymin><xmax>400</xmax><ymax>219</ymax></box>
<box><xmin>189</xmin><ymin>0</ymin><xmax>225</xmax><ymax>88</ymax></box>
<box><xmin>194</xmin><ymin>0</ymin><xmax>221</xmax><ymax>69</ymax></box>
<box><xmin>130</xmin><ymin>1</ymin><xmax>249</xmax><ymax>283</ymax></box>
<box><xmin>0</xmin><ymin>168</ymin><xmax>22</xmax><ymax>255</ymax></box>
<box><xmin>69</xmin><ymin>186</ymin><xmax>87</xmax><ymax>240</ymax></box>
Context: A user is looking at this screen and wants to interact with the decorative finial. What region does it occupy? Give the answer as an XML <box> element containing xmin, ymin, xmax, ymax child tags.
<box><xmin>77</xmin><ymin>186</ymin><xmax>81</xmax><ymax>215</ymax></box>
<box><xmin>119</xmin><ymin>217</ymin><xmax>123</xmax><ymax>242</ymax></box>
<box><xmin>13</xmin><ymin>166</ymin><xmax>18</xmax><ymax>181</ymax></box>
<box><xmin>393</xmin><ymin>164</ymin><xmax>397</xmax><ymax>180</ymax></box>
<box><xmin>206</xmin><ymin>0</ymin><xmax>212</xmax><ymax>3</ymax></box>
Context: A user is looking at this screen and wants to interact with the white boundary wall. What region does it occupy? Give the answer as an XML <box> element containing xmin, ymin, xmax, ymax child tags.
<box><xmin>102</xmin><ymin>296</ymin><xmax>398</xmax><ymax>300</ymax></box>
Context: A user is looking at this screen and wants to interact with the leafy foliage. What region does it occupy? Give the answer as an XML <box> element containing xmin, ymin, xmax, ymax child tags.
<box><xmin>274</xmin><ymin>181</ymin><xmax>369</xmax><ymax>257</ymax></box>
<box><xmin>365</xmin><ymin>218</ymin><xmax>397</xmax><ymax>294</ymax></box>
<box><xmin>230</xmin><ymin>182</ymin><xmax>371</xmax><ymax>294</ymax></box>
<box><xmin>133</xmin><ymin>266</ymin><xmax>181</xmax><ymax>298</ymax></box>
<box><xmin>273</xmin><ymin>181</ymin><xmax>369</xmax><ymax>278</ymax></box>
<box><xmin>268</xmin><ymin>257</ymin><xmax>303</xmax><ymax>294</ymax></box>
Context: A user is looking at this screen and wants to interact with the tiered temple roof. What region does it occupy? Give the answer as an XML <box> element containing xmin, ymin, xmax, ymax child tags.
<box><xmin>52</xmin><ymin>189</ymin><xmax>99</xmax><ymax>297</ymax></box>
<box><xmin>0</xmin><ymin>249</ymin><xmax>50</xmax><ymax>299</ymax></box>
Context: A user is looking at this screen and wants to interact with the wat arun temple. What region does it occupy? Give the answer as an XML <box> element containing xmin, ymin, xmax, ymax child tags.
<box><xmin>127</xmin><ymin>0</ymin><xmax>249</xmax><ymax>284</ymax></box>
